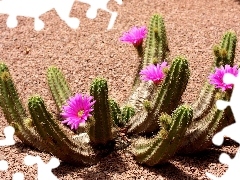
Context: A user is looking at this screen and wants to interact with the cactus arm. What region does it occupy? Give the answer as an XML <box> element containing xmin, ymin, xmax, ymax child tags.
<box><xmin>47</xmin><ymin>66</ymin><xmax>71</xmax><ymax>111</ymax></box>
<box><xmin>143</xmin><ymin>14</ymin><xmax>169</xmax><ymax>67</ymax></box>
<box><xmin>121</xmin><ymin>105</ymin><xmax>135</xmax><ymax>125</ymax></box>
<box><xmin>108</xmin><ymin>99</ymin><xmax>122</xmax><ymax>127</ymax></box>
<box><xmin>127</xmin><ymin>56</ymin><xmax>190</xmax><ymax>134</ymax></box>
<box><xmin>28</xmin><ymin>96</ymin><xmax>97</xmax><ymax>165</ymax></box>
<box><xmin>132</xmin><ymin>105</ymin><xmax>193</xmax><ymax>166</ymax></box>
<box><xmin>88</xmin><ymin>78</ymin><xmax>113</xmax><ymax>145</ymax></box>
<box><xmin>0</xmin><ymin>63</ymin><xmax>41</xmax><ymax>147</ymax></box>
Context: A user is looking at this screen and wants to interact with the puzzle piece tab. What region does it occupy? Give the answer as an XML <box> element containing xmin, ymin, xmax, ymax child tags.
<box><xmin>0</xmin><ymin>126</ymin><xmax>15</xmax><ymax>146</ymax></box>
<box><xmin>24</xmin><ymin>155</ymin><xmax>60</xmax><ymax>180</ymax></box>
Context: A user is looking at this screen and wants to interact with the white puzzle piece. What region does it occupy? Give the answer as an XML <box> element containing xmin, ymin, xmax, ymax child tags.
<box><xmin>0</xmin><ymin>0</ymin><xmax>123</xmax><ymax>30</ymax></box>
<box><xmin>0</xmin><ymin>126</ymin><xmax>15</xmax><ymax>146</ymax></box>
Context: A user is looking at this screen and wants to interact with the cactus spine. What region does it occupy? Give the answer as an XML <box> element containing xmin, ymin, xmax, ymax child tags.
<box><xmin>127</xmin><ymin>56</ymin><xmax>190</xmax><ymax>134</ymax></box>
<box><xmin>131</xmin><ymin>105</ymin><xmax>193</xmax><ymax>166</ymax></box>
<box><xmin>88</xmin><ymin>78</ymin><xmax>113</xmax><ymax>145</ymax></box>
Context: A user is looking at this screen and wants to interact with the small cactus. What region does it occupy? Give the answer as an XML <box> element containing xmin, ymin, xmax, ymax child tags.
<box><xmin>109</xmin><ymin>99</ymin><xmax>122</xmax><ymax>126</ymax></box>
<box><xmin>121</xmin><ymin>105</ymin><xmax>135</xmax><ymax>125</ymax></box>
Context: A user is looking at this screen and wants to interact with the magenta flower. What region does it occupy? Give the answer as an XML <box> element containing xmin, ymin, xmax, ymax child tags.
<box><xmin>208</xmin><ymin>64</ymin><xmax>239</xmax><ymax>91</ymax></box>
<box><xmin>139</xmin><ymin>62</ymin><xmax>168</xmax><ymax>84</ymax></box>
<box><xmin>61</xmin><ymin>93</ymin><xmax>95</xmax><ymax>130</ymax></box>
<box><xmin>120</xmin><ymin>26</ymin><xmax>147</xmax><ymax>46</ymax></box>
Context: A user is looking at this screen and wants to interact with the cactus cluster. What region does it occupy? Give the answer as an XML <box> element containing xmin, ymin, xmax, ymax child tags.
<box><xmin>0</xmin><ymin>14</ymin><xmax>237</xmax><ymax>166</ymax></box>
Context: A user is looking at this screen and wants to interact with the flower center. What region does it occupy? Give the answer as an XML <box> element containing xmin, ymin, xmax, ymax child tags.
<box><xmin>77</xmin><ymin>110</ymin><xmax>84</xmax><ymax>117</ymax></box>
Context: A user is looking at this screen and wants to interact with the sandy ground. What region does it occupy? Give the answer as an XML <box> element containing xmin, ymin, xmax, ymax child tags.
<box><xmin>0</xmin><ymin>0</ymin><xmax>240</xmax><ymax>179</ymax></box>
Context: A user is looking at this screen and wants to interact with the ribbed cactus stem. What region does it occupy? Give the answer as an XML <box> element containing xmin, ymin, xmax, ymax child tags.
<box><xmin>218</xmin><ymin>31</ymin><xmax>237</xmax><ymax>66</ymax></box>
<box><xmin>131</xmin><ymin>105</ymin><xmax>193</xmax><ymax>166</ymax></box>
<box><xmin>127</xmin><ymin>56</ymin><xmax>190</xmax><ymax>134</ymax></box>
<box><xmin>109</xmin><ymin>99</ymin><xmax>122</xmax><ymax>127</ymax></box>
<box><xmin>0</xmin><ymin>63</ymin><xmax>40</xmax><ymax>147</ymax></box>
<box><xmin>121</xmin><ymin>105</ymin><xmax>135</xmax><ymax>125</ymax></box>
<box><xmin>88</xmin><ymin>78</ymin><xmax>113</xmax><ymax>145</ymax></box>
<box><xmin>28</xmin><ymin>96</ymin><xmax>96</xmax><ymax>165</ymax></box>
<box><xmin>47</xmin><ymin>66</ymin><xmax>71</xmax><ymax>111</ymax></box>
<box><xmin>143</xmin><ymin>14</ymin><xmax>169</xmax><ymax>67</ymax></box>
<box><xmin>192</xmin><ymin>31</ymin><xmax>237</xmax><ymax>121</ymax></box>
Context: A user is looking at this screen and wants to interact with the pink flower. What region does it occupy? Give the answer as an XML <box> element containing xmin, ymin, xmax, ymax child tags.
<box><xmin>208</xmin><ymin>65</ymin><xmax>239</xmax><ymax>91</ymax></box>
<box><xmin>120</xmin><ymin>26</ymin><xmax>147</xmax><ymax>46</ymax></box>
<box><xmin>61</xmin><ymin>93</ymin><xmax>95</xmax><ymax>130</ymax></box>
<box><xmin>139</xmin><ymin>62</ymin><xmax>168</xmax><ymax>84</ymax></box>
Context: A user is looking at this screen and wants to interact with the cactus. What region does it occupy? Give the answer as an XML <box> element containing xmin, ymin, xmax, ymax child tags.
<box><xmin>131</xmin><ymin>104</ymin><xmax>193</xmax><ymax>166</ymax></box>
<box><xmin>143</xmin><ymin>14</ymin><xmax>169</xmax><ymax>67</ymax></box>
<box><xmin>127</xmin><ymin>56</ymin><xmax>190</xmax><ymax>134</ymax></box>
<box><xmin>88</xmin><ymin>78</ymin><xmax>113</xmax><ymax>145</ymax></box>
<box><xmin>0</xmin><ymin>13</ymin><xmax>238</xmax><ymax>167</ymax></box>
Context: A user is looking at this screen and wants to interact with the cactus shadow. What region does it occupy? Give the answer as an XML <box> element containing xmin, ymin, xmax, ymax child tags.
<box><xmin>175</xmin><ymin>138</ymin><xmax>239</xmax><ymax>169</ymax></box>
<box><xmin>234</xmin><ymin>0</ymin><xmax>240</xmax><ymax>4</ymax></box>
<box><xmin>53</xmin><ymin>150</ymin><xmax>130</xmax><ymax>179</ymax></box>
<box><xmin>142</xmin><ymin>162</ymin><xmax>198</xmax><ymax>180</ymax></box>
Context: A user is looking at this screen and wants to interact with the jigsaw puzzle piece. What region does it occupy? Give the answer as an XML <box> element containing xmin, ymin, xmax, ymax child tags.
<box><xmin>0</xmin><ymin>126</ymin><xmax>15</xmax><ymax>146</ymax></box>
<box><xmin>54</xmin><ymin>0</ymin><xmax>80</xmax><ymax>29</ymax></box>
<box><xmin>0</xmin><ymin>160</ymin><xmax>8</xmax><ymax>171</ymax></box>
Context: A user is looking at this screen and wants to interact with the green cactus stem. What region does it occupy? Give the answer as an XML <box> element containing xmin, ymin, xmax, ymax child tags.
<box><xmin>179</xmin><ymin>91</ymin><xmax>234</xmax><ymax>153</ymax></box>
<box><xmin>191</xmin><ymin>31</ymin><xmax>237</xmax><ymax>121</ymax></box>
<box><xmin>28</xmin><ymin>95</ymin><xmax>97</xmax><ymax>165</ymax></box>
<box><xmin>131</xmin><ymin>104</ymin><xmax>193</xmax><ymax>166</ymax></box>
<box><xmin>127</xmin><ymin>56</ymin><xmax>190</xmax><ymax>134</ymax></box>
<box><xmin>133</xmin><ymin>14</ymin><xmax>170</xmax><ymax>87</ymax></box>
<box><xmin>0</xmin><ymin>63</ymin><xmax>42</xmax><ymax>147</ymax></box>
<box><xmin>109</xmin><ymin>99</ymin><xmax>122</xmax><ymax>127</ymax></box>
<box><xmin>47</xmin><ymin>66</ymin><xmax>71</xmax><ymax>112</ymax></box>
<box><xmin>88</xmin><ymin>78</ymin><xmax>113</xmax><ymax>145</ymax></box>
<box><xmin>121</xmin><ymin>105</ymin><xmax>135</xmax><ymax>125</ymax></box>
